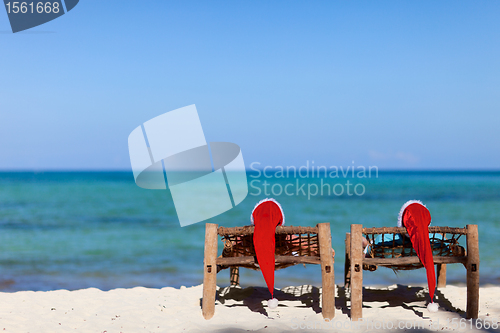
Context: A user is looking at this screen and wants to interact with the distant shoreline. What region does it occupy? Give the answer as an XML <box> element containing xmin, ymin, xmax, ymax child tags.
<box><xmin>0</xmin><ymin>169</ymin><xmax>499</xmax><ymax>173</ymax></box>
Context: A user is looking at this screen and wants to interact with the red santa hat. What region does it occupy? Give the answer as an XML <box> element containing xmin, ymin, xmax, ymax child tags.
<box><xmin>251</xmin><ymin>198</ymin><xmax>284</xmax><ymax>309</ymax></box>
<box><xmin>398</xmin><ymin>200</ymin><xmax>439</xmax><ymax>312</ymax></box>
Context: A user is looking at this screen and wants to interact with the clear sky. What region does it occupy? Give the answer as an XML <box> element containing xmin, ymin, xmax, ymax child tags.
<box><xmin>1</xmin><ymin>0</ymin><xmax>499</xmax><ymax>170</ymax></box>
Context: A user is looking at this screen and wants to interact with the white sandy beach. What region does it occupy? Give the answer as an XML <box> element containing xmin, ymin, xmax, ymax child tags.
<box><xmin>0</xmin><ymin>284</ymin><xmax>499</xmax><ymax>333</ymax></box>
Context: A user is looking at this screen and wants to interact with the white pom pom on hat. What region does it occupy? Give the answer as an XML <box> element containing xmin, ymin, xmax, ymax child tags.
<box><xmin>268</xmin><ymin>298</ymin><xmax>278</xmax><ymax>309</ymax></box>
<box><xmin>427</xmin><ymin>302</ymin><xmax>439</xmax><ymax>313</ymax></box>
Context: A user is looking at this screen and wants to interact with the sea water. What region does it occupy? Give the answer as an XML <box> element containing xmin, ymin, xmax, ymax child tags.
<box><xmin>0</xmin><ymin>171</ymin><xmax>498</xmax><ymax>291</ymax></box>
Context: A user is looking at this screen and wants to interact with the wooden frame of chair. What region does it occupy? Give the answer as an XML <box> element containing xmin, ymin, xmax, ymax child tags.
<box><xmin>202</xmin><ymin>222</ymin><xmax>335</xmax><ymax>320</ymax></box>
<box><xmin>344</xmin><ymin>224</ymin><xmax>479</xmax><ymax>321</ymax></box>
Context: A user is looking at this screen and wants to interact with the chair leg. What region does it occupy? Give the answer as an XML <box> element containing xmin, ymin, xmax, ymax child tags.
<box><xmin>202</xmin><ymin>223</ymin><xmax>218</xmax><ymax>319</ymax></box>
<box><xmin>350</xmin><ymin>224</ymin><xmax>363</xmax><ymax>321</ymax></box>
<box><xmin>345</xmin><ymin>233</ymin><xmax>351</xmax><ymax>289</ymax></box>
<box><xmin>437</xmin><ymin>264</ymin><xmax>447</xmax><ymax>288</ymax></box>
<box><xmin>230</xmin><ymin>267</ymin><xmax>240</xmax><ymax>286</ymax></box>
<box><xmin>318</xmin><ymin>223</ymin><xmax>335</xmax><ymax>319</ymax></box>
<box><xmin>466</xmin><ymin>224</ymin><xmax>479</xmax><ymax>319</ymax></box>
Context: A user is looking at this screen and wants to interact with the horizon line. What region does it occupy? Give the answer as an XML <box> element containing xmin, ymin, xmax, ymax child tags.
<box><xmin>0</xmin><ymin>168</ymin><xmax>499</xmax><ymax>173</ymax></box>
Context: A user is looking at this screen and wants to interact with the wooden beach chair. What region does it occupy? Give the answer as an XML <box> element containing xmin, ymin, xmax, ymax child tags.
<box><xmin>202</xmin><ymin>223</ymin><xmax>335</xmax><ymax>319</ymax></box>
<box><xmin>344</xmin><ymin>224</ymin><xmax>479</xmax><ymax>320</ymax></box>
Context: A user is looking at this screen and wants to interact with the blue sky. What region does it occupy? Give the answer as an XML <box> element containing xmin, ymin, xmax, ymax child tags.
<box><xmin>1</xmin><ymin>1</ymin><xmax>499</xmax><ymax>170</ymax></box>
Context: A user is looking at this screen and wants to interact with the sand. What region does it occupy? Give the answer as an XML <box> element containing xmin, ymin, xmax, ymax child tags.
<box><xmin>0</xmin><ymin>284</ymin><xmax>499</xmax><ymax>332</ymax></box>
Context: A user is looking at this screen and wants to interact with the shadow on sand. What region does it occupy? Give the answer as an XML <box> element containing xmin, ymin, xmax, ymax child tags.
<box><xmin>214</xmin><ymin>284</ymin><xmax>322</xmax><ymax>317</ymax></box>
<box><xmin>203</xmin><ymin>284</ymin><xmax>468</xmax><ymax>318</ymax></box>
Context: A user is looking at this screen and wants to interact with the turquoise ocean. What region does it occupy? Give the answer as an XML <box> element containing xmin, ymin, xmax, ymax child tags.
<box><xmin>0</xmin><ymin>171</ymin><xmax>499</xmax><ymax>292</ymax></box>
